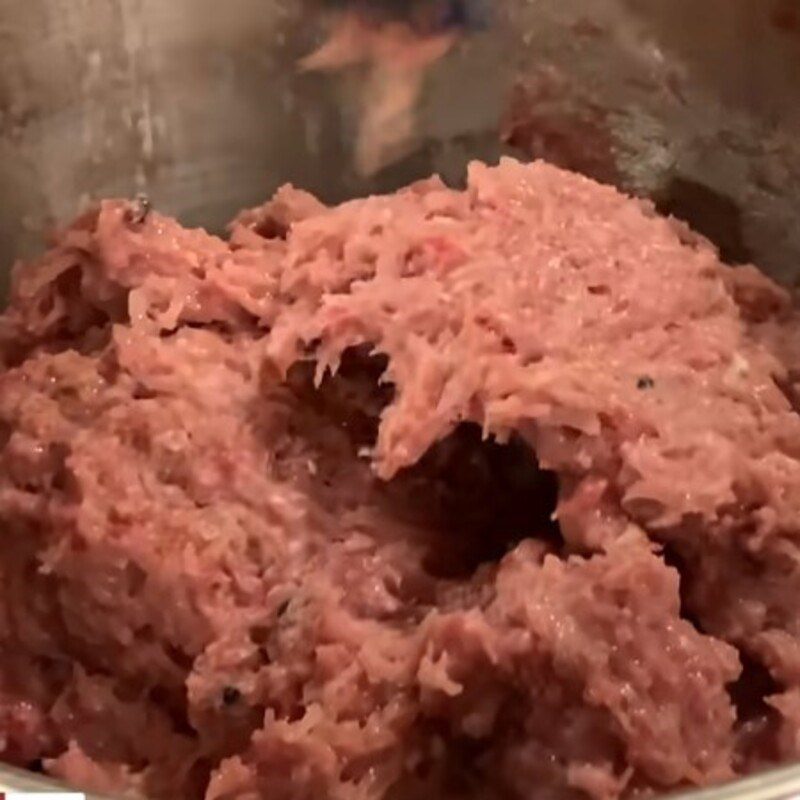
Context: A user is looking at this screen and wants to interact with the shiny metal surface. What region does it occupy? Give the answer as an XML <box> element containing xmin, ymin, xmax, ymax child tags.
<box><xmin>676</xmin><ymin>764</ymin><xmax>800</xmax><ymax>800</ymax></box>
<box><xmin>1</xmin><ymin>1</ymin><xmax>800</xmax><ymax>798</ymax></box>
<box><xmin>0</xmin><ymin>763</ymin><xmax>113</xmax><ymax>796</ymax></box>
<box><xmin>5</xmin><ymin>764</ymin><xmax>800</xmax><ymax>800</ymax></box>
<box><xmin>1</xmin><ymin>1</ymin><xmax>800</xmax><ymax>282</ymax></box>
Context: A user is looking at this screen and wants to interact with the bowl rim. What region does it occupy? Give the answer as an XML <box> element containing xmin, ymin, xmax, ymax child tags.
<box><xmin>3</xmin><ymin>760</ymin><xmax>800</xmax><ymax>800</ymax></box>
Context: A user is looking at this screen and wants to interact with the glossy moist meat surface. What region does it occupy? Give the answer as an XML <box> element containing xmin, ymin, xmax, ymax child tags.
<box><xmin>1</xmin><ymin>159</ymin><xmax>800</xmax><ymax>800</ymax></box>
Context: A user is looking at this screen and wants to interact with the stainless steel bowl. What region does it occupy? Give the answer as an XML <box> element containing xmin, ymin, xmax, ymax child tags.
<box><xmin>4</xmin><ymin>764</ymin><xmax>800</xmax><ymax>800</ymax></box>
<box><xmin>1</xmin><ymin>0</ymin><xmax>800</xmax><ymax>797</ymax></box>
<box><xmin>3</xmin><ymin>0</ymin><xmax>800</xmax><ymax>282</ymax></box>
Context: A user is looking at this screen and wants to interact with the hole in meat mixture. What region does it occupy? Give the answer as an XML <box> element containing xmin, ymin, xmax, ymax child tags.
<box><xmin>284</xmin><ymin>345</ymin><xmax>393</xmax><ymax>451</ymax></box>
<box><xmin>661</xmin><ymin>541</ymin><xmax>785</xmax><ymax>770</ymax></box>
<box><xmin>253</xmin><ymin>215</ymin><xmax>289</xmax><ymax>240</ymax></box>
<box><xmin>774</xmin><ymin>371</ymin><xmax>800</xmax><ymax>414</ymax></box>
<box><xmin>654</xmin><ymin>177</ymin><xmax>752</xmax><ymax>265</ymax></box>
<box><xmin>387</xmin><ymin>423</ymin><xmax>561</xmax><ymax>579</ymax></box>
<box><xmin>278</xmin><ymin>347</ymin><xmax>561</xmax><ymax>580</ymax></box>
<box><xmin>729</xmin><ymin>653</ymin><xmax>782</xmax><ymax>769</ymax></box>
<box><xmin>661</xmin><ymin>544</ymin><xmax>705</xmax><ymax>631</ymax></box>
<box><xmin>0</xmin><ymin>420</ymin><xmax>11</xmax><ymax>450</ymax></box>
<box><xmin>385</xmin><ymin>724</ymin><xmax>494</xmax><ymax>799</ymax></box>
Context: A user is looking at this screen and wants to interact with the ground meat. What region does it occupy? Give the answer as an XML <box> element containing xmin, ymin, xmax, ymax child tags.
<box><xmin>1</xmin><ymin>158</ymin><xmax>800</xmax><ymax>800</ymax></box>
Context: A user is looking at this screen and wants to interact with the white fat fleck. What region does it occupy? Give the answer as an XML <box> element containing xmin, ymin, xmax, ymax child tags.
<box><xmin>726</xmin><ymin>352</ymin><xmax>750</xmax><ymax>382</ymax></box>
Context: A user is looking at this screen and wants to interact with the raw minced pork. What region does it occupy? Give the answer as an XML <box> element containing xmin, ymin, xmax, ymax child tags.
<box><xmin>1</xmin><ymin>159</ymin><xmax>800</xmax><ymax>799</ymax></box>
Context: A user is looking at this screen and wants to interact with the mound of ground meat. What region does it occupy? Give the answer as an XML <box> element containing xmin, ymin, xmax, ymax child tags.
<box><xmin>2</xmin><ymin>158</ymin><xmax>800</xmax><ymax>800</ymax></box>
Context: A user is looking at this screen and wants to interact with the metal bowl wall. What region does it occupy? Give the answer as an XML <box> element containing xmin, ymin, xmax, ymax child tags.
<box><xmin>2</xmin><ymin>0</ymin><xmax>799</xmax><ymax>283</ymax></box>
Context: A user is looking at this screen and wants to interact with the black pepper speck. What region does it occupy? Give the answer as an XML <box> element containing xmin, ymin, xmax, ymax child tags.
<box><xmin>222</xmin><ymin>686</ymin><xmax>241</xmax><ymax>706</ymax></box>
<box><xmin>637</xmin><ymin>376</ymin><xmax>655</xmax><ymax>390</ymax></box>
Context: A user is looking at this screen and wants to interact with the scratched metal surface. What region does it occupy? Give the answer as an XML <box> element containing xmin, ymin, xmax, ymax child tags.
<box><xmin>0</xmin><ymin>0</ymin><xmax>799</xmax><ymax>285</ymax></box>
<box><xmin>1</xmin><ymin>1</ymin><xmax>800</xmax><ymax>798</ymax></box>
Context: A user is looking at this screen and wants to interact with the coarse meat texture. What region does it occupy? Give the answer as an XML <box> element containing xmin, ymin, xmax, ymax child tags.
<box><xmin>1</xmin><ymin>158</ymin><xmax>800</xmax><ymax>800</ymax></box>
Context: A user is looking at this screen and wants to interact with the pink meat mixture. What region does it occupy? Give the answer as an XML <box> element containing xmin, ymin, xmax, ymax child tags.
<box><xmin>1</xmin><ymin>159</ymin><xmax>800</xmax><ymax>800</ymax></box>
